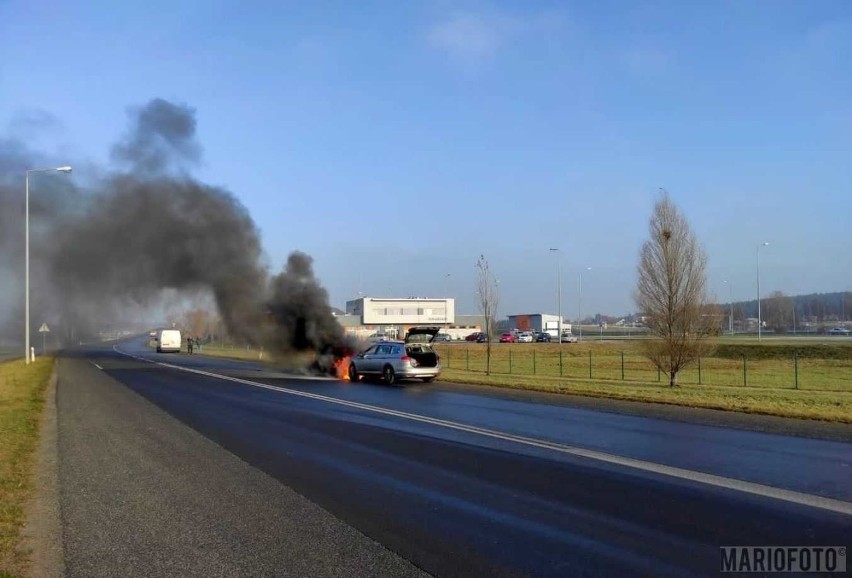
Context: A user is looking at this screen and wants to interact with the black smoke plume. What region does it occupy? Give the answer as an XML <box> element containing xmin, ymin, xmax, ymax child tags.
<box><xmin>267</xmin><ymin>252</ymin><xmax>344</xmax><ymax>351</ymax></box>
<box><xmin>0</xmin><ymin>99</ymin><xmax>342</xmax><ymax>353</ymax></box>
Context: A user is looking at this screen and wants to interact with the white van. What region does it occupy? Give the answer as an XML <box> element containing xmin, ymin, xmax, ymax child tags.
<box><xmin>157</xmin><ymin>329</ymin><xmax>182</xmax><ymax>353</ymax></box>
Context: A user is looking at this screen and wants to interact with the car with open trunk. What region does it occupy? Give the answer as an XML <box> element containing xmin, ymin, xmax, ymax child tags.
<box><xmin>348</xmin><ymin>327</ymin><xmax>442</xmax><ymax>384</ymax></box>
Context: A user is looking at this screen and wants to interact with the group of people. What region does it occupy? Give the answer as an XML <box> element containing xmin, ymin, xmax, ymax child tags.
<box><xmin>186</xmin><ymin>336</ymin><xmax>202</xmax><ymax>354</ymax></box>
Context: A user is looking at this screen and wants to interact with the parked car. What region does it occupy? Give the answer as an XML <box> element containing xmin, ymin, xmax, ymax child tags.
<box><xmin>560</xmin><ymin>332</ymin><xmax>579</xmax><ymax>343</ymax></box>
<box><xmin>432</xmin><ymin>333</ymin><xmax>452</xmax><ymax>342</ymax></box>
<box><xmin>465</xmin><ymin>332</ymin><xmax>489</xmax><ymax>343</ymax></box>
<box><xmin>348</xmin><ymin>327</ymin><xmax>441</xmax><ymax>384</ymax></box>
<box><xmin>828</xmin><ymin>327</ymin><xmax>851</xmax><ymax>336</ymax></box>
<box><xmin>499</xmin><ymin>332</ymin><xmax>516</xmax><ymax>343</ymax></box>
<box><xmin>535</xmin><ymin>332</ymin><xmax>551</xmax><ymax>342</ymax></box>
<box><xmin>517</xmin><ymin>332</ymin><xmax>534</xmax><ymax>343</ymax></box>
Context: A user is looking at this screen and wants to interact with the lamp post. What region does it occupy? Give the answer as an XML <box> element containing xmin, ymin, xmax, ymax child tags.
<box><xmin>756</xmin><ymin>242</ymin><xmax>769</xmax><ymax>342</ymax></box>
<box><xmin>443</xmin><ymin>273</ymin><xmax>451</xmax><ymax>332</ymax></box>
<box><xmin>25</xmin><ymin>166</ymin><xmax>72</xmax><ymax>364</ymax></box>
<box><xmin>723</xmin><ymin>280</ymin><xmax>733</xmax><ymax>335</ymax></box>
<box><xmin>549</xmin><ymin>249</ymin><xmax>562</xmax><ymax>343</ymax></box>
<box><xmin>577</xmin><ymin>267</ymin><xmax>591</xmax><ymax>341</ymax></box>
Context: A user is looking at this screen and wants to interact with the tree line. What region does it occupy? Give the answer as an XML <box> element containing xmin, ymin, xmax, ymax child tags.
<box><xmin>719</xmin><ymin>291</ymin><xmax>851</xmax><ymax>334</ymax></box>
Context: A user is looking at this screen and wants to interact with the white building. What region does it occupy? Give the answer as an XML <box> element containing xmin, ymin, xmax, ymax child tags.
<box><xmin>346</xmin><ymin>297</ymin><xmax>455</xmax><ymax>325</ymax></box>
<box><xmin>338</xmin><ymin>297</ymin><xmax>480</xmax><ymax>340</ymax></box>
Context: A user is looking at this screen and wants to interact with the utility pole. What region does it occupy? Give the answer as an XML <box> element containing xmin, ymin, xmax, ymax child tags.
<box><xmin>550</xmin><ymin>249</ymin><xmax>562</xmax><ymax>343</ymax></box>
<box><xmin>757</xmin><ymin>242</ymin><xmax>769</xmax><ymax>341</ymax></box>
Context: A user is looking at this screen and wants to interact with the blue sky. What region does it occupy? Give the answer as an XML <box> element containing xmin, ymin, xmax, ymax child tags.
<box><xmin>2</xmin><ymin>0</ymin><xmax>850</xmax><ymax>317</ymax></box>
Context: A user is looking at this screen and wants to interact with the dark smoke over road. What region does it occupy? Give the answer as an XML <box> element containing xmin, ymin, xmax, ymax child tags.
<box><xmin>0</xmin><ymin>99</ymin><xmax>342</xmax><ymax>353</ymax></box>
<box><xmin>267</xmin><ymin>252</ymin><xmax>344</xmax><ymax>351</ymax></box>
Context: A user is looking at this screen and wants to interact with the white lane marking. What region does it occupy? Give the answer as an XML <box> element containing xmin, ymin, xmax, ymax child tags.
<box><xmin>112</xmin><ymin>345</ymin><xmax>852</xmax><ymax>516</ymax></box>
<box><xmin>91</xmin><ymin>362</ymin><xmax>103</xmax><ymax>370</ymax></box>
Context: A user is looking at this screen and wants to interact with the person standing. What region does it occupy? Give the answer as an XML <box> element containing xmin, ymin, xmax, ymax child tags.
<box><xmin>187</xmin><ymin>336</ymin><xmax>194</xmax><ymax>355</ymax></box>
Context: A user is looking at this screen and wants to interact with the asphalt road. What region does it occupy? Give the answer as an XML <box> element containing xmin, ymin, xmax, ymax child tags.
<box><xmin>57</xmin><ymin>338</ymin><xmax>852</xmax><ymax>577</ymax></box>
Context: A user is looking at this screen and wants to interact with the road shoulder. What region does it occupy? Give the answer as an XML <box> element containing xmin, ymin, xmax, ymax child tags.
<box><xmin>56</xmin><ymin>355</ymin><xmax>427</xmax><ymax>578</ymax></box>
<box><xmin>20</xmin><ymin>367</ymin><xmax>63</xmax><ymax>578</ymax></box>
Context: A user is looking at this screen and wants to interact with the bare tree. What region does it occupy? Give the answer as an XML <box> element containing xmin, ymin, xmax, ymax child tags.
<box><xmin>475</xmin><ymin>254</ymin><xmax>499</xmax><ymax>375</ymax></box>
<box><xmin>635</xmin><ymin>192</ymin><xmax>716</xmax><ymax>387</ymax></box>
<box><xmin>181</xmin><ymin>308</ymin><xmax>216</xmax><ymax>340</ymax></box>
<box><xmin>764</xmin><ymin>291</ymin><xmax>793</xmax><ymax>334</ymax></box>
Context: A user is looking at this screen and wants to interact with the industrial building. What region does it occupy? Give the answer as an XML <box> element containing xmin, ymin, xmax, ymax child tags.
<box><xmin>336</xmin><ymin>297</ymin><xmax>483</xmax><ymax>340</ymax></box>
<box><xmin>507</xmin><ymin>314</ymin><xmax>571</xmax><ymax>336</ymax></box>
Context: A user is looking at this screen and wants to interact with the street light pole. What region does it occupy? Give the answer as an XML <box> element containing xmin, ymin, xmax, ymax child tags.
<box><xmin>25</xmin><ymin>166</ymin><xmax>72</xmax><ymax>364</ymax></box>
<box><xmin>549</xmin><ymin>249</ymin><xmax>562</xmax><ymax>343</ymax></box>
<box><xmin>444</xmin><ymin>273</ymin><xmax>450</xmax><ymax>332</ymax></box>
<box><xmin>756</xmin><ymin>242</ymin><xmax>769</xmax><ymax>342</ymax></box>
<box><xmin>578</xmin><ymin>267</ymin><xmax>591</xmax><ymax>341</ymax></box>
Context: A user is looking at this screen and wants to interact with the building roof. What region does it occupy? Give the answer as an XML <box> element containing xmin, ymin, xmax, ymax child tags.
<box><xmin>507</xmin><ymin>313</ymin><xmax>560</xmax><ymax>318</ymax></box>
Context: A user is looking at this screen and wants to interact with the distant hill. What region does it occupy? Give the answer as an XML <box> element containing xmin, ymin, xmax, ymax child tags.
<box><xmin>726</xmin><ymin>291</ymin><xmax>851</xmax><ymax>322</ymax></box>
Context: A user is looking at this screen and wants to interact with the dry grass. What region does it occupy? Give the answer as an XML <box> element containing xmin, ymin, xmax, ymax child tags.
<box><xmin>192</xmin><ymin>342</ymin><xmax>276</xmax><ymax>363</ymax></box>
<box><xmin>438</xmin><ymin>368</ymin><xmax>852</xmax><ymax>423</ymax></box>
<box><xmin>196</xmin><ymin>339</ymin><xmax>852</xmax><ymax>422</ymax></box>
<box><xmin>185</xmin><ymin>342</ymin><xmax>318</xmax><ymax>369</ymax></box>
<box><xmin>0</xmin><ymin>357</ymin><xmax>53</xmax><ymax>578</ymax></box>
<box><xmin>433</xmin><ymin>342</ymin><xmax>852</xmax><ymax>422</ymax></box>
<box><xmin>434</xmin><ymin>342</ymin><xmax>852</xmax><ymax>392</ymax></box>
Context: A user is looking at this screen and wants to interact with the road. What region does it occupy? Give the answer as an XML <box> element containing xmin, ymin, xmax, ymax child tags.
<box><xmin>56</xmin><ymin>338</ymin><xmax>851</xmax><ymax>577</ymax></box>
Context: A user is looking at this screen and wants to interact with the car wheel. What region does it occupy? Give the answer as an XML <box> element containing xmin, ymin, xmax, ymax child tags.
<box><xmin>421</xmin><ymin>377</ymin><xmax>435</xmax><ymax>383</ymax></box>
<box><xmin>348</xmin><ymin>363</ymin><xmax>359</xmax><ymax>382</ymax></box>
<box><xmin>383</xmin><ymin>365</ymin><xmax>396</xmax><ymax>385</ymax></box>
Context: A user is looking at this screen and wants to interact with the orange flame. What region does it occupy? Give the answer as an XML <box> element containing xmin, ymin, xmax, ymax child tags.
<box><xmin>333</xmin><ymin>356</ymin><xmax>352</xmax><ymax>381</ymax></box>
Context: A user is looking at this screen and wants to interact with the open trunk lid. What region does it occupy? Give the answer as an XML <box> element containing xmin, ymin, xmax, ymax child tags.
<box><xmin>404</xmin><ymin>326</ymin><xmax>440</xmax><ymax>344</ymax></box>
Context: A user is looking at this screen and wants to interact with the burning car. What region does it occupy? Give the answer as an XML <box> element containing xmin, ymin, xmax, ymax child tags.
<box><xmin>346</xmin><ymin>327</ymin><xmax>442</xmax><ymax>385</ymax></box>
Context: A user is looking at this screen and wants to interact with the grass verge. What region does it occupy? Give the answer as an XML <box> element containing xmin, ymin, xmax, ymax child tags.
<box><xmin>179</xmin><ymin>343</ymin><xmax>316</xmax><ymax>368</ymax></box>
<box><xmin>191</xmin><ymin>343</ymin><xmax>275</xmax><ymax>363</ymax></box>
<box><xmin>434</xmin><ymin>342</ymin><xmax>852</xmax><ymax>392</ymax></box>
<box><xmin>440</xmin><ymin>368</ymin><xmax>852</xmax><ymax>423</ymax></box>
<box><xmin>0</xmin><ymin>357</ymin><xmax>53</xmax><ymax>578</ymax></box>
<box><xmin>196</xmin><ymin>340</ymin><xmax>852</xmax><ymax>422</ymax></box>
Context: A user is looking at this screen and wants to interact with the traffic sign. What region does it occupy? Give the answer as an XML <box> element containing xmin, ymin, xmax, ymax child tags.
<box><xmin>38</xmin><ymin>323</ymin><xmax>50</xmax><ymax>333</ymax></box>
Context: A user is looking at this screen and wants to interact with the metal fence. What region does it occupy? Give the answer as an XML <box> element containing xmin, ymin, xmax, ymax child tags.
<box><xmin>433</xmin><ymin>346</ymin><xmax>852</xmax><ymax>391</ymax></box>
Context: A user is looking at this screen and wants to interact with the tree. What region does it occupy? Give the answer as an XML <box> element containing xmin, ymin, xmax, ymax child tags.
<box><xmin>733</xmin><ymin>303</ymin><xmax>746</xmax><ymax>323</ymax></box>
<box><xmin>475</xmin><ymin>254</ymin><xmax>499</xmax><ymax>375</ymax></box>
<box><xmin>635</xmin><ymin>192</ymin><xmax>716</xmax><ymax>387</ymax></box>
<box><xmin>763</xmin><ymin>291</ymin><xmax>793</xmax><ymax>334</ymax></box>
<box><xmin>181</xmin><ymin>308</ymin><xmax>218</xmax><ymax>340</ymax></box>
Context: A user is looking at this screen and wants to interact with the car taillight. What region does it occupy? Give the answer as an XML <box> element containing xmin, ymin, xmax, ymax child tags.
<box><xmin>402</xmin><ymin>355</ymin><xmax>418</xmax><ymax>367</ymax></box>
